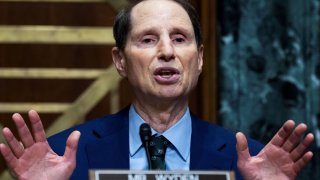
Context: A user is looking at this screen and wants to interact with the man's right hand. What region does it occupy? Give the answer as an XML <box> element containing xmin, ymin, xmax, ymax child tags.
<box><xmin>0</xmin><ymin>110</ymin><xmax>80</xmax><ymax>180</ymax></box>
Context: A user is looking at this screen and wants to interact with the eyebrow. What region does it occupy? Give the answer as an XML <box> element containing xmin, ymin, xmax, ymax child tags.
<box><xmin>129</xmin><ymin>27</ymin><xmax>158</xmax><ymax>42</ymax></box>
<box><xmin>170</xmin><ymin>27</ymin><xmax>194</xmax><ymax>36</ymax></box>
<box><xmin>132</xmin><ymin>25</ymin><xmax>194</xmax><ymax>38</ymax></box>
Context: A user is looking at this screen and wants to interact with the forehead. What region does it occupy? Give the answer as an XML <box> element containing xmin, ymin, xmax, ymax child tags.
<box><xmin>130</xmin><ymin>0</ymin><xmax>193</xmax><ymax>31</ymax></box>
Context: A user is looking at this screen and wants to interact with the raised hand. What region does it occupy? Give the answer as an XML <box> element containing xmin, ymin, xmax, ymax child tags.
<box><xmin>236</xmin><ymin>120</ymin><xmax>314</xmax><ymax>180</ymax></box>
<box><xmin>0</xmin><ymin>110</ymin><xmax>80</xmax><ymax>180</ymax></box>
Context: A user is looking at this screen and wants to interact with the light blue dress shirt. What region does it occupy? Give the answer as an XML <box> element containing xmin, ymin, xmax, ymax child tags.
<box><xmin>129</xmin><ymin>105</ymin><xmax>192</xmax><ymax>170</ymax></box>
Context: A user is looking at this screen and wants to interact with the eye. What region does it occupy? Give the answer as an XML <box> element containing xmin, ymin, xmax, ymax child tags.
<box><xmin>142</xmin><ymin>38</ymin><xmax>155</xmax><ymax>44</ymax></box>
<box><xmin>174</xmin><ymin>37</ymin><xmax>185</xmax><ymax>43</ymax></box>
<box><xmin>172</xmin><ymin>34</ymin><xmax>186</xmax><ymax>44</ymax></box>
<box><xmin>140</xmin><ymin>35</ymin><xmax>157</xmax><ymax>45</ymax></box>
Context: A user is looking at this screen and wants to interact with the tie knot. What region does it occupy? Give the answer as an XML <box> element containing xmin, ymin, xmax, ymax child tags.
<box><xmin>149</xmin><ymin>135</ymin><xmax>170</xmax><ymax>170</ymax></box>
<box><xmin>150</xmin><ymin>135</ymin><xmax>169</xmax><ymax>147</ymax></box>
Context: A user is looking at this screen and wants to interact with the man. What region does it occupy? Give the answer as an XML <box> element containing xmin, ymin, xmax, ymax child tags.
<box><xmin>0</xmin><ymin>0</ymin><xmax>314</xmax><ymax>180</ymax></box>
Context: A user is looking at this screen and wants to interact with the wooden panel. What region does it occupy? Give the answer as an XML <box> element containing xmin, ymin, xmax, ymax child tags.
<box><xmin>0</xmin><ymin>79</ymin><xmax>93</xmax><ymax>102</ymax></box>
<box><xmin>0</xmin><ymin>2</ymin><xmax>116</xmax><ymax>26</ymax></box>
<box><xmin>0</xmin><ymin>0</ymin><xmax>129</xmax><ymax>11</ymax></box>
<box><xmin>0</xmin><ymin>44</ymin><xmax>113</xmax><ymax>68</ymax></box>
<box><xmin>0</xmin><ymin>1</ymin><xmax>120</xmax><ymax>177</ymax></box>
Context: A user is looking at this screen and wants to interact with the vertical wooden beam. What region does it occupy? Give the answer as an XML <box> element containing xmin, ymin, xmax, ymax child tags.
<box><xmin>200</xmin><ymin>0</ymin><xmax>218</xmax><ymax>123</ymax></box>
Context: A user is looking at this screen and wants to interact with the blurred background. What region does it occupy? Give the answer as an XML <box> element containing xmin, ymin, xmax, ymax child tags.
<box><xmin>0</xmin><ymin>0</ymin><xmax>319</xmax><ymax>179</ymax></box>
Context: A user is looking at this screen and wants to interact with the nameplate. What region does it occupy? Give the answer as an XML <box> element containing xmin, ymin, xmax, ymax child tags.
<box><xmin>89</xmin><ymin>170</ymin><xmax>235</xmax><ymax>180</ymax></box>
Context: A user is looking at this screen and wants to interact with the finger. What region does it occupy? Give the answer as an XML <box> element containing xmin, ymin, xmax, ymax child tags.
<box><xmin>236</xmin><ymin>132</ymin><xmax>250</xmax><ymax>165</ymax></box>
<box><xmin>269</xmin><ymin>120</ymin><xmax>295</xmax><ymax>147</ymax></box>
<box><xmin>0</xmin><ymin>143</ymin><xmax>18</xmax><ymax>169</ymax></box>
<box><xmin>282</xmin><ymin>123</ymin><xmax>307</xmax><ymax>152</ymax></box>
<box><xmin>28</xmin><ymin>110</ymin><xmax>47</xmax><ymax>142</ymax></box>
<box><xmin>290</xmin><ymin>133</ymin><xmax>314</xmax><ymax>162</ymax></box>
<box><xmin>293</xmin><ymin>151</ymin><xmax>313</xmax><ymax>173</ymax></box>
<box><xmin>12</xmin><ymin>113</ymin><xmax>35</xmax><ymax>148</ymax></box>
<box><xmin>64</xmin><ymin>131</ymin><xmax>81</xmax><ymax>162</ymax></box>
<box><xmin>2</xmin><ymin>127</ymin><xmax>24</xmax><ymax>158</ymax></box>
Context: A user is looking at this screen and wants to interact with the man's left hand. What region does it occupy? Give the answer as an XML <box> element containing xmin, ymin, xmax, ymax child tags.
<box><xmin>236</xmin><ymin>120</ymin><xmax>314</xmax><ymax>180</ymax></box>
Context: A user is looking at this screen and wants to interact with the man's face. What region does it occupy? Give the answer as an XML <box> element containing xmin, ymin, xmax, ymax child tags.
<box><xmin>113</xmin><ymin>0</ymin><xmax>203</xmax><ymax>101</ymax></box>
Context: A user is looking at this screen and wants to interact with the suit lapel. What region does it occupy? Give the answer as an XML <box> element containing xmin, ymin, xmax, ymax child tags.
<box><xmin>190</xmin><ymin>114</ymin><xmax>234</xmax><ymax>170</ymax></box>
<box><xmin>85</xmin><ymin>107</ymin><xmax>130</xmax><ymax>169</ymax></box>
<box><xmin>83</xmin><ymin>107</ymin><xmax>235</xmax><ymax>171</ymax></box>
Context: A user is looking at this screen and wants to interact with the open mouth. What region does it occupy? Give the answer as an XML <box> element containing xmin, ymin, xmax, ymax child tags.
<box><xmin>153</xmin><ymin>67</ymin><xmax>180</xmax><ymax>84</ymax></box>
<box><xmin>154</xmin><ymin>67</ymin><xmax>180</xmax><ymax>78</ymax></box>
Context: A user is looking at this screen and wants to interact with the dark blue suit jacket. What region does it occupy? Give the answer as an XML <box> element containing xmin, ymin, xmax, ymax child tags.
<box><xmin>48</xmin><ymin>106</ymin><xmax>263</xmax><ymax>180</ymax></box>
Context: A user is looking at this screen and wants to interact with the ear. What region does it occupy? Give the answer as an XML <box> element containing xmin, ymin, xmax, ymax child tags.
<box><xmin>197</xmin><ymin>45</ymin><xmax>204</xmax><ymax>74</ymax></box>
<box><xmin>112</xmin><ymin>47</ymin><xmax>127</xmax><ymax>77</ymax></box>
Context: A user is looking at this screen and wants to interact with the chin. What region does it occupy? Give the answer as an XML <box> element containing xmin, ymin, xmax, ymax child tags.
<box><xmin>156</xmin><ymin>90</ymin><xmax>187</xmax><ymax>100</ymax></box>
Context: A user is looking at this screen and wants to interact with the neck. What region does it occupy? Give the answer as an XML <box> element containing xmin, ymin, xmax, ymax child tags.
<box><xmin>133</xmin><ymin>98</ymin><xmax>188</xmax><ymax>133</ymax></box>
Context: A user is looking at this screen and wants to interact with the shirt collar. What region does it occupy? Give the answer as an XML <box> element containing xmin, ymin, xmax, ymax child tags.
<box><xmin>129</xmin><ymin>104</ymin><xmax>192</xmax><ymax>162</ymax></box>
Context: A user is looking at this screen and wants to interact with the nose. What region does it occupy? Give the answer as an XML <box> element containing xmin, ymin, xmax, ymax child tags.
<box><xmin>157</xmin><ymin>38</ymin><xmax>175</xmax><ymax>61</ymax></box>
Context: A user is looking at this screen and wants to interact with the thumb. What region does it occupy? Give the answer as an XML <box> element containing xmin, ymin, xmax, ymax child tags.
<box><xmin>64</xmin><ymin>131</ymin><xmax>81</xmax><ymax>161</ymax></box>
<box><xmin>236</xmin><ymin>132</ymin><xmax>250</xmax><ymax>163</ymax></box>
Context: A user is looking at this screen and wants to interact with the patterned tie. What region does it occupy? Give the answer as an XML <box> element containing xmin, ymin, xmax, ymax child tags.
<box><xmin>149</xmin><ymin>135</ymin><xmax>170</xmax><ymax>170</ymax></box>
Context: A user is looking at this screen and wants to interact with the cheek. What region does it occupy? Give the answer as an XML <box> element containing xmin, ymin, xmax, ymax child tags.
<box><xmin>125</xmin><ymin>59</ymin><xmax>151</xmax><ymax>83</ymax></box>
<box><xmin>188</xmin><ymin>55</ymin><xmax>201</xmax><ymax>73</ymax></box>
<box><xmin>125</xmin><ymin>50</ymin><xmax>153</xmax><ymax>72</ymax></box>
<box><xmin>184</xmin><ymin>56</ymin><xmax>202</xmax><ymax>84</ymax></box>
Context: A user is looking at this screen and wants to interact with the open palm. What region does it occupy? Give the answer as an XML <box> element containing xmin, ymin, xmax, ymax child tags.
<box><xmin>236</xmin><ymin>120</ymin><xmax>314</xmax><ymax>180</ymax></box>
<box><xmin>0</xmin><ymin>110</ymin><xmax>80</xmax><ymax>180</ymax></box>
